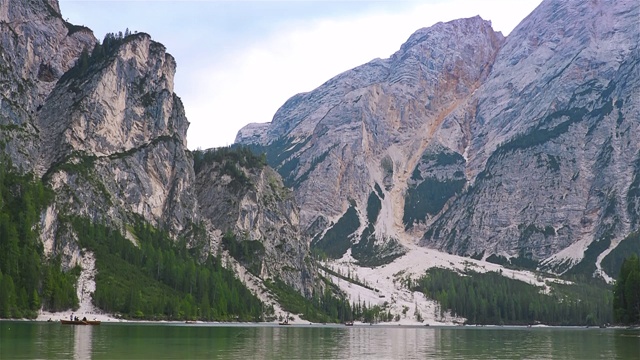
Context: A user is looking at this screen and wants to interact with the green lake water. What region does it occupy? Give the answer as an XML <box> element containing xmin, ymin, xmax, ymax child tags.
<box><xmin>1</xmin><ymin>321</ymin><xmax>638</xmax><ymax>359</ymax></box>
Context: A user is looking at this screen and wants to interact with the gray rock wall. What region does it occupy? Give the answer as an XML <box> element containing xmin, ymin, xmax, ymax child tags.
<box><xmin>237</xmin><ymin>0</ymin><xmax>639</xmax><ymax>276</ymax></box>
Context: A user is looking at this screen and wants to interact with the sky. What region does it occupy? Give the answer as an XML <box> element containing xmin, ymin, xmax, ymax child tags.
<box><xmin>58</xmin><ymin>0</ymin><xmax>543</xmax><ymax>150</ymax></box>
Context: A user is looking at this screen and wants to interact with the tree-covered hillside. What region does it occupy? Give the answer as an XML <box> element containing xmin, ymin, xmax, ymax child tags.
<box><xmin>70</xmin><ymin>218</ymin><xmax>265</xmax><ymax>321</ymax></box>
<box><xmin>613</xmin><ymin>254</ymin><xmax>640</xmax><ymax>325</ymax></box>
<box><xmin>414</xmin><ymin>268</ymin><xmax>613</xmax><ymax>326</ymax></box>
<box><xmin>0</xmin><ymin>160</ymin><xmax>78</xmax><ymax>318</ymax></box>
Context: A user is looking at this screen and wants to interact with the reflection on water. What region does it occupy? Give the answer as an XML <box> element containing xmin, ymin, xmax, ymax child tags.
<box><xmin>1</xmin><ymin>322</ymin><xmax>639</xmax><ymax>359</ymax></box>
<box><xmin>221</xmin><ymin>325</ymin><xmax>438</xmax><ymax>359</ymax></box>
<box><xmin>73</xmin><ymin>325</ymin><xmax>93</xmax><ymax>360</ymax></box>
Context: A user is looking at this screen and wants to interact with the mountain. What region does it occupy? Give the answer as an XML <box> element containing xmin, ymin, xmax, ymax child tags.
<box><xmin>0</xmin><ymin>0</ymin><xmax>634</xmax><ymax>325</ymax></box>
<box><xmin>0</xmin><ymin>0</ymin><xmax>316</xmax><ymax>318</ymax></box>
<box><xmin>193</xmin><ymin>147</ymin><xmax>314</xmax><ymax>296</ymax></box>
<box><xmin>236</xmin><ymin>0</ymin><xmax>640</xmax><ymax>279</ymax></box>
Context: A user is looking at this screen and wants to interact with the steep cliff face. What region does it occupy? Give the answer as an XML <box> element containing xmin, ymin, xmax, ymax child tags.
<box><xmin>422</xmin><ymin>0</ymin><xmax>639</xmax><ymax>276</ymax></box>
<box><xmin>194</xmin><ymin>149</ymin><xmax>315</xmax><ymax>296</ymax></box>
<box><xmin>41</xmin><ymin>33</ymin><xmax>193</xmax><ymax>238</ymax></box>
<box><xmin>35</xmin><ymin>32</ymin><xmax>198</xmax><ymax>247</ymax></box>
<box><xmin>1</xmin><ymin>1</ymin><xmax>195</xmax><ymax>241</ymax></box>
<box><xmin>0</xmin><ymin>0</ymin><xmax>95</xmax><ymax>171</ymax></box>
<box><xmin>1</xmin><ymin>0</ymin><xmax>317</xmax><ymax>299</ymax></box>
<box><xmin>238</xmin><ymin>16</ymin><xmax>504</xmax><ymax>264</ymax></box>
<box><xmin>237</xmin><ymin>0</ymin><xmax>639</xmax><ymax>277</ymax></box>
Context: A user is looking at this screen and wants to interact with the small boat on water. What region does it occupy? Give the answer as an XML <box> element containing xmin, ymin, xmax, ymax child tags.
<box><xmin>60</xmin><ymin>319</ymin><xmax>101</xmax><ymax>325</ymax></box>
<box><xmin>344</xmin><ymin>321</ymin><xmax>354</xmax><ymax>326</ymax></box>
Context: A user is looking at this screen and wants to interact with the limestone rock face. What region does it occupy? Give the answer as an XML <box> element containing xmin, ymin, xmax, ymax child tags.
<box><xmin>423</xmin><ymin>0</ymin><xmax>639</xmax><ymax>275</ymax></box>
<box><xmin>1</xmin><ymin>1</ymin><xmax>194</xmax><ymax>237</ymax></box>
<box><xmin>37</xmin><ymin>34</ymin><xmax>186</xmax><ymax>172</ymax></box>
<box><xmin>195</xmin><ymin>153</ymin><xmax>314</xmax><ymax>295</ymax></box>
<box><xmin>1</xmin><ymin>0</ymin><xmax>317</xmax><ymax>296</ymax></box>
<box><xmin>237</xmin><ymin>0</ymin><xmax>639</xmax><ymax>276</ymax></box>
<box><xmin>0</xmin><ymin>0</ymin><xmax>95</xmax><ymax>171</ymax></box>
<box><xmin>237</xmin><ymin>16</ymin><xmax>505</xmax><ymax>262</ymax></box>
<box><xmin>32</xmin><ymin>31</ymin><xmax>197</xmax><ymax>238</ymax></box>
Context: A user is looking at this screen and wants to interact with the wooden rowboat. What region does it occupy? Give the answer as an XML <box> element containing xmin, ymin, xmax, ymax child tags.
<box><xmin>60</xmin><ymin>319</ymin><xmax>101</xmax><ymax>325</ymax></box>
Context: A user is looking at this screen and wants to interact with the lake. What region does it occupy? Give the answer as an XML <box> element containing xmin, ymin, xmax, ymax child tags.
<box><xmin>1</xmin><ymin>321</ymin><xmax>638</xmax><ymax>359</ymax></box>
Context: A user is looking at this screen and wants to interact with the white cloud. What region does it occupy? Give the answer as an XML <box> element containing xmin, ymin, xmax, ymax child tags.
<box><xmin>185</xmin><ymin>0</ymin><xmax>542</xmax><ymax>150</ymax></box>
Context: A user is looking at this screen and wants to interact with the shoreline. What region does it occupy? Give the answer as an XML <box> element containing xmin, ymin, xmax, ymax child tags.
<box><xmin>5</xmin><ymin>316</ymin><xmax>634</xmax><ymax>330</ymax></box>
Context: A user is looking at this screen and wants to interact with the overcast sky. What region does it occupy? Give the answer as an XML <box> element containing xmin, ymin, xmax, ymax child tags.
<box><xmin>58</xmin><ymin>0</ymin><xmax>542</xmax><ymax>150</ymax></box>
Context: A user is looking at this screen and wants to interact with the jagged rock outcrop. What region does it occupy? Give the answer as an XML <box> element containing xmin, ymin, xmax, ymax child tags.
<box><xmin>195</xmin><ymin>149</ymin><xmax>315</xmax><ymax>295</ymax></box>
<box><xmin>421</xmin><ymin>0</ymin><xmax>639</xmax><ymax>276</ymax></box>
<box><xmin>34</xmin><ymin>31</ymin><xmax>198</xmax><ymax>239</ymax></box>
<box><xmin>0</xmin><ymin>0</ymin><xmax>95</xmax><ymax>171</ymax></box>
<box><xmin>237</xmin><ymin>16</ymin><xmax>504</xmax><ymax>263</ymax></box>
<box><xmin>237</xmin><ymin>0</ymin><xmax>639</xmax><ymax>277</ymax></box>
<box><xmin>1</xmin><ymin>0</ymin><xmax>196</xmax><ymax>240</ymax></box>
<box><xmin>1</xmin><ymin>0</ymin><xmax>318</xmax><ymax>299</ymax></box>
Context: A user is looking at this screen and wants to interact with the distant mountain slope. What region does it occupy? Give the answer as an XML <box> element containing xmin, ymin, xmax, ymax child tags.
<box><xmin>236</xmin><ymin>0</ymin><xmax>639</xmax><ymax>278</ymax></box>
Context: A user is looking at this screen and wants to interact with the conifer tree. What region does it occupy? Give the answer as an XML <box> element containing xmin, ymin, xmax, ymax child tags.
<box><xmin>614</xmin><ymin>253</ymin><xmax>640</xmax><ymax>324</ymax></box>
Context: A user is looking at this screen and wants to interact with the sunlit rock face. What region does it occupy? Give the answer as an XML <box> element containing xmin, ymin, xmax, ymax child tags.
<box><xmin>2</xmin><ymin>0</ymin><xmax>319</xmax><ymax>295</ymax></box>
<box><xmin>1</xmin><ymin>0</ymin><xmax>195</xmax><ymax>257</ymax></box>
<box><xmin>34</xmin><ymin>31</ymin><xmax>197</xmax><ymax>239</ymax></box>
<box><xmin>237</xmin><ymin>0</ymin><xmax>639</xmax><ymax>276</ymax></box>
<box><xmin>3</xmin><ymin>0</ymin><xmax>195</xmax><ymax>234</ymax></box>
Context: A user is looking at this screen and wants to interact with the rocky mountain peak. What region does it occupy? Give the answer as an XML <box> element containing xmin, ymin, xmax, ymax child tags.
<box><xmin>465</xmin><ymin>0</ymin><xmax>639</xmax><ymax>179</ymax></box>
<box><xmin>236</xmin><ymin>0</ymin><xmax>639</xmax><ymax>277</ymax></box>
<box><xmin>1</xmin><ymin>0</ymin><xmax>318</xmax><ymax>308</ymax></box>
<box><xmin>236</xmin><ymin>16</ymin><xmax>505</xmax><ymax>265</ymax></box>
<box><xmin>398</xmin><ymin>15</ymin><xmax>502</xmax><ymax>57</ymax></box>
<box><xmin>36</xmin><ymin>31</ymin><xmax>188</xmax><ymax>173</ymax></box>
<box><xmin>1</xmin><ymin>0</ymin><xmax>96</xmax><ymax>171</ymax></box>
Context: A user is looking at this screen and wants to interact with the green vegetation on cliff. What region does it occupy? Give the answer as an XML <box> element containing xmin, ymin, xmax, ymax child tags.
<box><xmin>0</xmin><ymin>161</ymin><xmax>78</xmax><ymax>318</ymax></box>
<box><xmin>71</xmin><ymin>218</ymin><xmax>264</xmax><ymax>321</ymax></box>
<box><xmin>403</xmin><ymin>177</ymin><xmax>465</xmax><ymax>228</ymax></box>
<box><xmin>311</xmin><ymin>204</ymin><xmax>359</xmax><ymax>259</ymax></box>
<box><xmin>192</xmin><ymin>146</ymin><xmax>266</xmax><ymax>175</ymax></box>
<box><xmin>613</xmin><ymin>253</ymin><xmax>640</xmax><ymax>325</ymax></box>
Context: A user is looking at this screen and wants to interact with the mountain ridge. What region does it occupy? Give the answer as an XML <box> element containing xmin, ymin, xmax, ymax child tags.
<box><xmin>236</xmin><ymin>0</ymin><xmax>640</xmax><ymax>279</ymax></box>
<box><xmin>1</xmin><ymin>0</ymin><xmax>317</xmax><ymax>314</ymax></box>
<box><xmin>0</xmin><ymin>0</ymin><xmax>634</xmax><ymax>325</ymax></box>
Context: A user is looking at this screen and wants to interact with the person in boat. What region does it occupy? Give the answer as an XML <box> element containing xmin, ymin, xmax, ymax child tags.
<box><xmin>70</xmin><ymin>314</ymin><xmax>74</xmax><ymax>321</ymax></box>
<box><xmin>82</xmin><ymin>317</ymin><xmax>87</xmax><ymax>321</ymax></box>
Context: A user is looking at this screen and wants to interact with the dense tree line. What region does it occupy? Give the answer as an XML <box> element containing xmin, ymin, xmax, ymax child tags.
<box><xmin>71</xmin><ymin>218</ymin><xmax>264</xmax><ymax>321</ymax></box>
<box><xmin>60</xmin><ymin>30</ymin><xmax>134</xmax><ymax>84</ymax></box>
<box><xmin>602</xmin><ymin>232</ymin><xmax>640</xmax><ymax>278</ymax></box>
<box><xmin>413</xmin><ymin>268</ymin><xmax>612</xmax><ymax>326</ymax></box>
<box><xmin>265</xmin><ymin>278</ymin><xmax>391</xmax><ymax>324</ymax></box>
<box><xmin>0</xmin><ymin>161</ymin><xmax>78</xmax><ymax>318</ymax></box>
<box><xmin>403</xmin><ymin>177</ymin><xmax>466</xmax><ymax>227</ymax></box>
<box><xmin>192</xmin><ymin>146</ymin><xmax>266</xmax><ymax>175</ymax></box>
<box><xmin>311</xmin><ymin>204</ymin><xmax>359</xmax><ymax>259</ymax></box>
<box><xmin>221</xmin><ymin>231</ymin><xmax>265</xmax><ymax>276</ymax></box>
<box><xmin>613</xmin><ymin>253</ymin><xmax>640</xmax><ymax>325</ymax></box>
